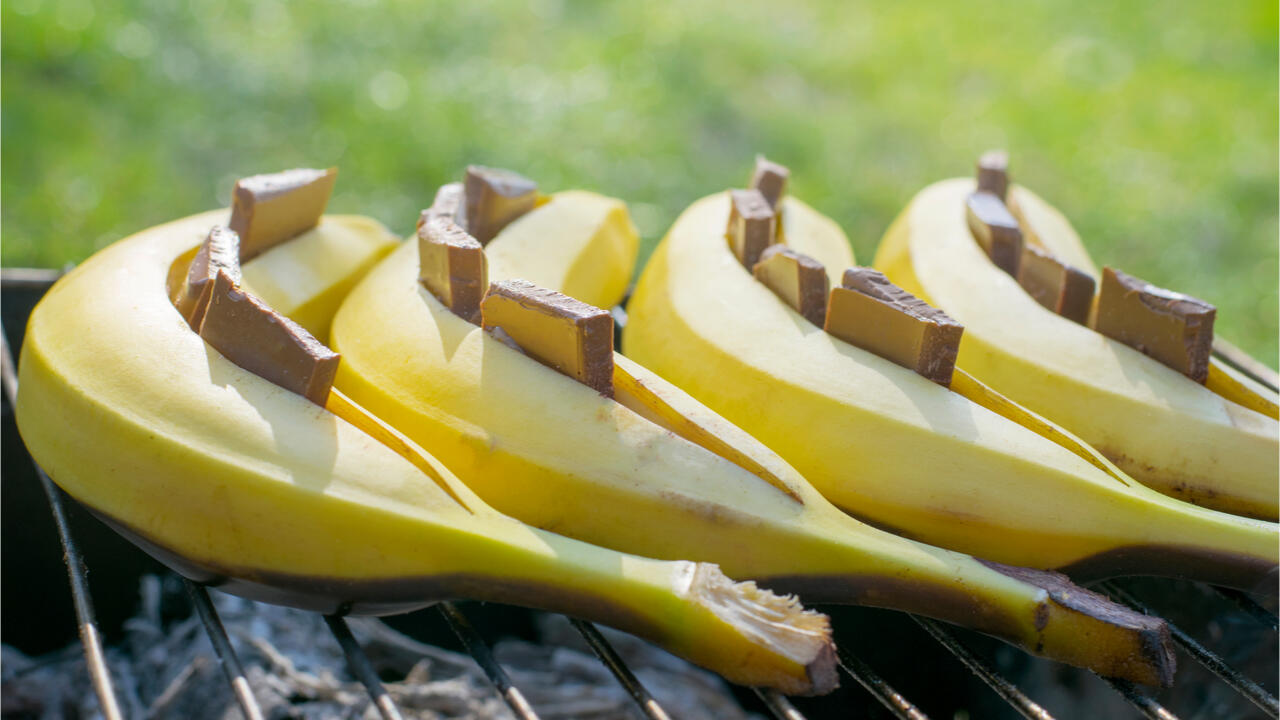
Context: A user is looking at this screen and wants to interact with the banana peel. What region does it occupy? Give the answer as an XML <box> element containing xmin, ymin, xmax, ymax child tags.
<box><xmin>623</xmin><ymin>191</ymin><xmax>1277</xmax><ymax>595</ymax></box>
<box><xmin>873</xmin><ymin>179</ymin><xmax>1279</xmax><ymax>520</ymax></box>
<box><xmin>332</xmin><ymin>191</ymin><xmax>1179</xmax><ymax>685</ymax></box>
<box><xmin>14</xmin><ymin>208</ymin><xmax>841</xmax><ymax>695</ymax></box>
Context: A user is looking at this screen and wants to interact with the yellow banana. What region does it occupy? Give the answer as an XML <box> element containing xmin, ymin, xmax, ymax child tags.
<box><xmin>623</xmin><ymin>191</ymin><xmax>1277</xmax><ymax>594</ymax></box>
<box><xmin>874</xmin><ymin>178</ymin><xmax>1279</xmax><ymax>520</ymax></box>
<box><xmin>15</xmin><ymin>207</ymin><xmax>841</xmax><ymax>695</ymax></box>
<box><xmin>332</xmin><ymin>189</ymin><xmax>1179</xmax><ymax>686</ymax></box>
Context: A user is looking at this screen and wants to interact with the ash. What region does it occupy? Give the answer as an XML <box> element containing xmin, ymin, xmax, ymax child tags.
<box><xmin>2</xmin><ymin>576</ymin><xmax>758</xmax><ymax>720</ymax></box>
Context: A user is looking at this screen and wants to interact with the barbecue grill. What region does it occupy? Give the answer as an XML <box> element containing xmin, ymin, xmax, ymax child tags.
<box><xmin>3</xmin><ymin>267</ymin><xmax>1277</xmax><ymax>720</ymax></box>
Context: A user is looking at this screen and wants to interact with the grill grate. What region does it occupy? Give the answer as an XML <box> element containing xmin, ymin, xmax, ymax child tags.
<box><xmin>3</xmin><ymin>268</ymin><xmax>1276</xmax><ymax>720</ymax></box>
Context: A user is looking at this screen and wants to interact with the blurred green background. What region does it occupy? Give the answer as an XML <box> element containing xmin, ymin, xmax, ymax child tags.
<box><xmin>3</xmin><ymin>0</ymin><xmax>1276</xmax><ymax>364</ymax></box>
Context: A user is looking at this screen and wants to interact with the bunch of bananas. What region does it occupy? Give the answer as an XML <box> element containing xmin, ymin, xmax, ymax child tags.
<box><xmin>15</xmin><ymin>158</ymin><xmax>1278</xmax><ymax>696</ymax></box>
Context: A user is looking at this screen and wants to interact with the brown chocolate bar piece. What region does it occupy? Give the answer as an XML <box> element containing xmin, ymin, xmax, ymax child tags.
<box><xmin>230</xmin><ymin>168</ymin><xmax>338</xmax><ymax>261</ymax></box>
<box><xmin>178</xmin><ymin>225</ymin><xmax>242</xmax><ymax>330</ymax></box>
<box><xmin>965</xmin><ymin>191</ymin><xmax>1023</xmax><ymax>276</ymax></box>
<box><xmin>417</xmin><ymin>182</ymin><xmax>465</xmax><ymax>231</ymax></box>
<box><xmin>418</xmin><ymin>216</ymin><xmax>487</xmax><ymax>324</ymax></box>
<box><xmin>463</xmin><ymin>166</ymin><xmax>539</xmax><ymax>245</ymax></box>
<box><xmin>481</xmin><ymin>279</ymin><xmax>614</xmax><ymax>395</ymax></box>
<box><xmin>1016</xmin><ymin>245</ymin><xmax>1096</xmax><ymax>324</ymax></box>
<box><xmin>726</xmin><ymin>189</ymin><xmax>776</xmax><ymax>269</ymax></box>
<box><xmin>976</xmin><ymin>150</ymin><xmax>1009</xmax><ymax>201</ymax></box>
<box><xmin>197</xmin><ymin>271</ymin><xmax>340</xmax><ymax>405</ymax></box>
<box><xmin>824</xmin><ymin>267</ymin><xmax>964</xmax><ymax>386</ymax></box>
<box><xmin>1092</xmin><ymin>267</ymin><xmax>1216</xmax><ymax>383</ymax></box>
<box><xmin>752</xmin><ymin>245</ymin><xmax>829</xmax><ymax>326</ymax></box>
<box><xmin>749</xmin><ymin>155</ymin><xmax>790</xmax><ymax>211</ymax></box>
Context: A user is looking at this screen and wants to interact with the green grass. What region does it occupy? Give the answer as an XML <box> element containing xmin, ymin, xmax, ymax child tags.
<box><xmin>3</xmin><ymin>0</ymin><xmax>1276</xmax><ymax>365</ymax></box>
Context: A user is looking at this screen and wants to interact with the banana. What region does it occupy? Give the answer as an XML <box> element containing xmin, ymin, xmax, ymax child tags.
<box><xmin>14</xmin><ymin>208</ymin><xmax>842</xmax><ymax>695</ymax></box>
<box><xmin>873</xmin><ymin>178</ymin><xmax>1279</xmax><ymax>520</ymax></box>
<box><xmin>331</xmin><ymin>189</ymin><xmax>1180</xmax><ymax>686</ymax></box>
<box><xmin>623</xmin><ymin>191</ymin><xmax>1277</xmax><ymax>595</ymax></box>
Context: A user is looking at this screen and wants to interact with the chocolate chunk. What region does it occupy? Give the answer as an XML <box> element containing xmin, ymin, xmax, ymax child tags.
<box><xmin>752</xmin><ymin>245</ymin><xmax>829</xmax><ymax>326</ymax></box>
<box><xmin>481</xmin><ymin>279</ymin><xmax>614</xmax><ymax>396</ymax></box>
<box><xmin>417</xmin><ymin>182</ymin><xmax>465</xmax><ymax>231</ymax></box>
<box><xmin>418</xmin><ymin>216</ymin><xmax>487</xmax><ymax>324</ymax></box>
<box><xmin>976</xmin><ymin>150</ymin><xmax>1009</xmax><ymax>201</ymax></box>
<box><xmin>825</xmin><ymin>267</ymin><xmax>964</xmax><ymax>386</ymax></box>
<box><xmin>197</xmin><ymin>271</ymin><xmax>340</xmax><ymax>405</ymax></box>
<box><xmin>178</xmin><ymin>225</ymin><xmax>242</xmax><ymax>330</ymax></box>
<box><xmin>965</xmin><ymin>191</ymin><xmax>1023</xmax><ymax>276</ymax></box>
<box><xmin>463</xmin><ymin>166</ymin><xmax>539</xmax><ymax>245</ymax></box>
<box><xmin>1016</xmin><ymin>246</ymin><xmax>1096</xmax><ymax>325</ymax></box>
<box><xmin>230</xmin><ymin>168</ymin><xmax>338</xmax><ymax>261</ymax></box>
<box><xmin>1092</xmin><ymin>267</ymin><xmax>1216</xmax><ymax>383</ymax></box>
<box><xmin>726</xmin><ymin>189</ymin><xmax>777</xmax><ymax>269</ymax></box>
<box><xmin>749</xmin><ymin>155</ymin><xmax>790</xmax><ymax>211</ymax></box>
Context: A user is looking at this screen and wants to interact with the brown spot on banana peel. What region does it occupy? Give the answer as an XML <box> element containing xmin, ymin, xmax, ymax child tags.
<box><xmin>978</xmin><ymin>559</ymin><xmax>1176</xmax><ymax>687</ymax></box>
<box><xmin>1058</xmin><ymin>544</ymin><xmax>1279</xmax><ymax>597</ymax></box>
<box><xmin>763</xmin><ymin>563</ymin><xmax>1176</xmax><ymax>687</ymax></box>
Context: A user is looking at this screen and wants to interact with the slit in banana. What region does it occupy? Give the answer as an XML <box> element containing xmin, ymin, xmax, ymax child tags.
<box><xmin>872</xmin><ymin>152</ymin><xmax>1278</xmax><ymax>518</ymax></box>
<box><xmin>332</xmin><ymin>171</ymin><xmax>1182</xmax><ymax>686</ymax></box>
<box><xmin>175</xmin><ymin>225</ymin><xmax>241</xmax><ymax>328</ymax></box>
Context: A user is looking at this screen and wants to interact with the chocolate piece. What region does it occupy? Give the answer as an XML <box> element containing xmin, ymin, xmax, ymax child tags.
<box><xmin>230</xmin><ymin>168</ymin><xmax>338</xmax><ymax>261</ymax></box>
<box><xmin>463</xmin><ymin>166</ymin><xmax>539</xmax><ymax>245</ymax></box>
<box><xmin>1016</xmin><ymin>245</ymin><xmax>1097</xmax><ymax>324</ymax></box>
<box><xmin>481</xmin><ymin>279</ymin><xmax>614</xmax><ymax>395</ymax></box>
<box><xmin>749</xmin><ymin>155</ymin><xmax>790</xmax><ymax>211</ymax></box>
<box><xmin>976</xmin><ymin>150</ymin><xmax>1009</xmax><ymax>201</ymax></box>
<box><xmin>418</xmin><ymin>216</ymin><xmax>488</xmax><ymax>324</ymax></box>
<box><xmin>198</xmin><ymin>271</ymin><xmax>340</xmax><ymax>405</ymax></box>
<box><xmin>752</xmin><ymin>245</ymin><xmax>829</xmax><ymax>326</ymax></box>
<box><xmin>1092</xmin><ymin>267</ymin><xmax>1216</xmax><ymax>383</ymax></box>
<box><xmin>726</xmin><ymin>189</ymin><xmax>776</xmax><ymax>269</ymax></box>
<box><xmin>965</xmin><ymin>191</ymin><xmax>1023</xmax><ymax>276</ymax></box>
<box><xmin>825</xmin><ymin>268</ymin><xmax>964</xmax><ymax>386</ymax></box>
<box><xmin>177</xmin><ymin>225</ymin><xmax>242</xmax><ymax>329</ymax></box>
<box><xmin>417</xmin><ymin>182</ymin><xmax>465</xmax><ymax>231</ymax></box>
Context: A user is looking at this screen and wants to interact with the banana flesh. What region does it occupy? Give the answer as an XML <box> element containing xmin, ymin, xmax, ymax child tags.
<box><xmin>623</xmin><ymin>192</ymin><xmax>1277</xmax><ymax>594</ymax></box>
<box><xmin>873</xmin><ymin>179</ymin><xmax>1279</xmax><ymax>520</ymax></box>
<box><xmin>332</xmin><ymin>191</ymin><xmax>1179</xmax><ymax>685</ymax></box>
<box><xmin>14</xmin><ymin>208</ymin><xmax>839</xmax><ymax>695</ymax></box>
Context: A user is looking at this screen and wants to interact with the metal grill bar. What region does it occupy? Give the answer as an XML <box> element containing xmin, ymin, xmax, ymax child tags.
<box><xmin>1214</xmin><ymin>586</ymin><xmax>1278</xmax><ymax>630</ymax></box>
<box><xmin>568</xmin><ymin>618</ymin><xmax>673</xmax><ymax>720</ymax></box>
<box><xmin>325</xmin><ymin>615</ymin><xmax>405</xmax><ymax>720</ymax></box>
<box><xmin>438</xmin><ymin>601</ymin><xmax>541</xmax><ymax>720</ymax></box>
<box><xmin>1099</xmin><ymin>583</ymin><xmax>1278</xmax><ymax>717</ymax></box>
<box><xmin>835</xmin><ymin>646</ymin><xmax>930</xmax><ymax>720</ymax></box>
<box><xmin>1102</xmin><ymin>678</ymin><xmax>1180</xmax><ymax>720</ymax></box>
<box><xmin>1</xmin><ymin>325</ymin><xmax>125</xmax><ymax>720</ymax></box>
<box><xmin>754</xmin><ymin>689</ymin><xmax>807</xmax><ymax>720</ymax></box>
<box><xmin>0</xmin><ymin>267</ymin><xmax>63</xmax><ymax>291</ymax></box>
<box><xmin>185</xmin><ymin>582</ymin><xmax>266</xmax><ymax>720</ymax></box>
<box><xmin>913</xmin><ymin>617</ymin><xmax>1054</xmax><ymax>720</ymax></box>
